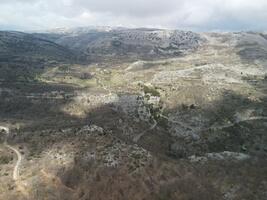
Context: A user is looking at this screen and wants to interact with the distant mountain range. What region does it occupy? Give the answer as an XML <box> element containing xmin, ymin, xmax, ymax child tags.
<box><xmin>1</xmin><ymin>26</ymin><xmax>204</xmax><ymax>65</ymax></box>
<box><xmin>32</xmin><ymin>27</ymin><xmax>203</xmax><ymax>62</ymax></box>
<box><xmin>1</xmin><ymin>26</ymin><xmax>267</xmax><ymax>81</ymax></box>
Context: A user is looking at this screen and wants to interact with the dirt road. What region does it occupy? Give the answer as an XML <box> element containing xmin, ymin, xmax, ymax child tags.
<box><xmin>1</xmin><ymin>126</ymin><xmax>22</xmax><ymax>181</ymax></box>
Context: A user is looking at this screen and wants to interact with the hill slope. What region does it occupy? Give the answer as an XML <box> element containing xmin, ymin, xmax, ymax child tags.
<box><xmin>34</xmin><ymin>27</ymin><xmax>204</xmax><ymax>62</ymax></box>
<box><xmin>0</xmin><ymin>31</ymin><xmax>77</xmax><ymax>81</ymax></box>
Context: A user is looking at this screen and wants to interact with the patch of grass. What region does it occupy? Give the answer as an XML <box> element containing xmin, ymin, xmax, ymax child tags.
<box><xmin>0</xmin><ymin>155</ymin><xmax>12</xmax><ymax>165</ymax></box>
<box><xmin>157</xmin><ymin>117</ymin><xmax>169</xmax><ymax>129</ymax></box>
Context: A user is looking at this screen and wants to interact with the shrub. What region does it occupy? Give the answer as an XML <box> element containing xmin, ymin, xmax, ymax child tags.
<box><xmin>0</xmin><ymin>155</ymin><xmax>12</xmax><ymax>164</ymax></box>
<box><xmin>80</xmin><ymin>73</ymin><xmax>93</xmax><ymax>80</ymax></box>
<box><xmin>143</xmin><ymin>85</ymin><xmax>160</xmax><ymax>97</ymax></box>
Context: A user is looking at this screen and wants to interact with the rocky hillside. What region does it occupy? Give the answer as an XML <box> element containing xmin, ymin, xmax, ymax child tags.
<box><xmin>0</xmin><ymin>28</ymin><xmax>204</xmax><ymax>81</ymax></box>
<box><xmin>0</xmin><ymin>28</ymin><xmax>267</xmax><ymax>200</ymax></box>
<box><xmin>34</xmin><ymin>27</ymin><xmax>204</xmax><ymax>62</ymax></box>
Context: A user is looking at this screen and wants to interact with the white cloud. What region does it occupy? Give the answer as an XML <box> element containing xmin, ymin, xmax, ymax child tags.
<box><xmin>0</xmin><ymin>0</ymin><xmax>267</xmax><ymax>31</ymax></box>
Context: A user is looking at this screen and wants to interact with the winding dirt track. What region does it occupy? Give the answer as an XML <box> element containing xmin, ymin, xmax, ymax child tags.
<box><xmin>160</xmin><ymin>115</ymin><xmax>267</xmax><ymax>133</ymax></box>
<box><xmin>1</xmin><ymin>126</ymin><xmax>22</xmax><ymax>181</ymax></box>
<box><xmin>203</xmin><ymin>116</ymin><xmax>267</xmax><ymax>132</ymax></box>
<box><xmin>133</xmin><ymin>118</ymin><xmax>157</xmax><ymax>142</ymax></box>
<box><xmin>5</xmin><ymin>144</ymin><xmax>22</xmax><ymax>181</ymax></box>
<box><xmin>133</xmin><ymin>105</ymin><xmax>167</xmax><ymax>143</ymax></box>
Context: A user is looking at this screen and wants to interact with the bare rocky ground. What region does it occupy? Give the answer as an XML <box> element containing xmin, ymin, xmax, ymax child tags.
<box><xmin>0</xmin><ymin>31</ymin><xmax>267</xmax><ymax>200</ymax></box>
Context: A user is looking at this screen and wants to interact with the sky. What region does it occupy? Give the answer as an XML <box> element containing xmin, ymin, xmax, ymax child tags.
<box><xmin>0</xmin><ymin>0</ymin><xmax>267</xmax><ymax>31</ymax></box>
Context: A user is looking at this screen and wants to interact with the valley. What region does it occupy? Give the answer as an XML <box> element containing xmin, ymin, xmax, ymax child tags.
<box><xmin>0</xmin><ymin>28</ymin><xmax>267</xmax><ymax>200</ymax></box>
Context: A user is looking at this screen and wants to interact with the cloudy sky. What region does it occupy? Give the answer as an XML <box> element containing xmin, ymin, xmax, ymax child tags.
<box><xmin>0</xmin><ymin>0</ymin><xmax>267</xmax><ymax>31</ymax></box>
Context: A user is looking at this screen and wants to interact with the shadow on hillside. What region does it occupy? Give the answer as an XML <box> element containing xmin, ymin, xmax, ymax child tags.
<box><xmin>3</xmin><ymin>77</ymin><xmax>265</xmax><ymax>158</ymax></box>
<box><xmin>235</xmin><ymin>33</ymin><xmax>267</xmax><ymax>64</ymax></box>
<box><xmin>57</xmin><ymin>79</ymin><xmax>267</xmax><ymax>200</ymax></box>
<box><xmin>0</xmin><ymin>80</ymin><xmax>84</xmax><ymax>130</ymax></box>
<box><xmin>168</xmin><ymin>90</ymin><xmax>267</xmax><ymax>158</ymax></box>
<box><xmin>1</xmin><ymin>71</ymin><xmax>267</xmax><ymax>200</ymax></box>
<box><xmin>20</xmin><ymin>89</ymin><xmax>267</xmax><ymax>200</ymax></box>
